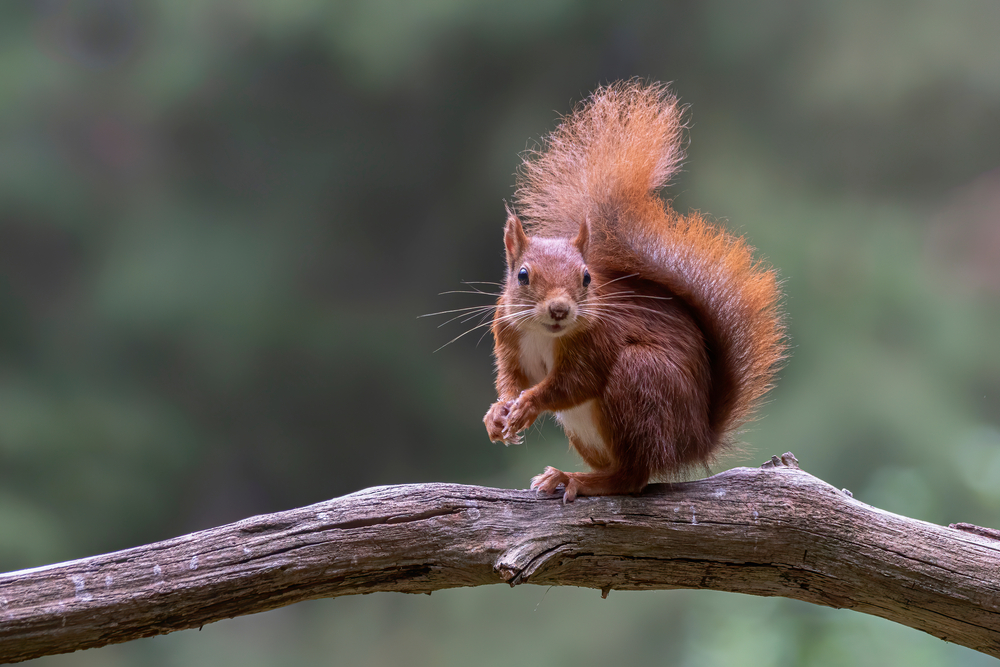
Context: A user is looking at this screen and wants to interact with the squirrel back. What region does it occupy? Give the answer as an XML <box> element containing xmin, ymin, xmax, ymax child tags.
<box><xmin>512</xmin><ymin>80</ymin><xmax>785</xmax><ymax>450</ymax></box>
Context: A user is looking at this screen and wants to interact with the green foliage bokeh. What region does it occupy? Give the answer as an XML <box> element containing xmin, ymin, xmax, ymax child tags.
<box><xmin>2</xmin><ymin>1</ymin><xmax>999</xmax><ymax>665</ymax></box>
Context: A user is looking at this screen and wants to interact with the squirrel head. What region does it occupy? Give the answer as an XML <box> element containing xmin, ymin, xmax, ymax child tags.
<box><xmin>502</xmin><ymin>213</ymin><xmax>592</xmax><ymax>338</ymax></box>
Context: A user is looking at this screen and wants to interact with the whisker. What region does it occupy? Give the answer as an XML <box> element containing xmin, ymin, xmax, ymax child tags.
<box><xmin>471</xmin><ymin>307</ymin><xmax>500</xmax><ymax>347</ymax></box>
<box><xmin>583</xmin><ymin>302</ymin><xmax>671</xmax><ymax>314</ymax></box>
<box><xmin>433</xmin><ymin>309</ymin><xmax>533</xmax><ymax>352</ymax></box>
<box><xmin>438</xmin><ymin>289</ymin><xmax>503</xmax><ymax>297</ymax></box>
<box><xmin>461</xmin><ymin>280</ymin><xmax>503</xmax><ymax>288</ymax></box>
<box><xmin>583</xmin><ymin>301</ymin><xmax>669</xmax><ymax>312</ymax></box>
<box><xmin>586</xmin><ymin>292</ymin><xmax>672</xmax><ymax>302</ymax></box>
<box><xmin>579</xmin><ymin>303</ymin><xmax>674</xmax><ymax>319</ymax></box>
<box><xmin>457</xmin><ymin>308</ymin><xmax>498</xmax><ymax>325</ymax></box>
<box><xmin>476</xmin><ymin>318</ymin><xmax>498</xmax><ymax>346</ymax></box>
<box><xmin>433</xmin><ymin>303</ymin><xmax>538</xmax><ymax>330</ymax></box>
<box><xmin>592</xmin><ymin>272</ymin><xmax>640</xmax><ymax>290</ymax></box>
<box><xmin>422</xmin><ymin>301</ymin><xmax>537</xmax><ymax>322</ymax></box>
<box><xmin>419</xmin><ymin>305</ymin><xmax>498</xmax><ymax>319</ymax></box>
<box><xmin>441</xmin><ymin>307</ymin><xmax>497</xmax><ymax>328</ymax></box>
<box><xmin>433</xmin><ymin>321</ymin><xmax>497</xmax><ymax>352</ymax></box>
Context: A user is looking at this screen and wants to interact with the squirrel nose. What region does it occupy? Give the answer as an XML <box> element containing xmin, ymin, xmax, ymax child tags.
<box><xmin>548</xmin><ymin>301</ymin><xmax>570</xmax><ymax>321</ymax></box>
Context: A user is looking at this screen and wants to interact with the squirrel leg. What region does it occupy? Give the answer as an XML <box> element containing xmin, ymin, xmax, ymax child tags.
<box><xmin>529</xmin><ymin>340</ymin><xmax>710</xmax><ymax>503</ymax></box>
<box><xmin>603</xmin><ymin>341</ymin><xmax>714</xmax><ymax>477</ymax></box>
<box><xmin>530</xmin><ymin>467</ymin><xmax>647</xmax><ymax>503</ymax></box>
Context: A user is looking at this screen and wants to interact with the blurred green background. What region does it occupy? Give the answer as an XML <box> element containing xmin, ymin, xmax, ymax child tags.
<box><xmin>2</xmin><ymin>0</ymin><xmax>999</xmax><ymax>665</ymax></box>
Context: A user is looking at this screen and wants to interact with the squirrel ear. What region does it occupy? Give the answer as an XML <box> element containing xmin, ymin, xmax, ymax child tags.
<box><xmin>573</xmin><ymin>219</ymin><xmax>590</xmax><ymax>257</ymax></box>
<box><xmin>504</xmin><ymin>213</ymin><xmax>528</xmax><ymax>268</ymax></box>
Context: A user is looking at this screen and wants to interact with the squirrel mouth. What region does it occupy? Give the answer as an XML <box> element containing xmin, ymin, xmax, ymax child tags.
<box><xmin>544</xmin><ymin>323</ymin><xmax>565</xmax><ymax>334</ymax></box>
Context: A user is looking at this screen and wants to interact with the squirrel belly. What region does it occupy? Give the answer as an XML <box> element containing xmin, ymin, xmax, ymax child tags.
<box><xmin>555</xmin><ymin>401</ymin><xmax>608</xmax><ymax>468</ymax></box>
<box><xmin>483</xmin><ymin>80</ymin><xmax>786</xmax><ymax>502</ymax></box>
<box><xmin>515</xmin><ymin>328</ymin><xmax>613</xmax><ymax>467</ymax></box>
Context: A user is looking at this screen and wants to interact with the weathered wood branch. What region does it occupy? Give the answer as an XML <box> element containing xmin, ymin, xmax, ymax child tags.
<box><xmin>2</xmin><ymin>458</ymin><xmax>999</xmax><ymax>663</ymax></box>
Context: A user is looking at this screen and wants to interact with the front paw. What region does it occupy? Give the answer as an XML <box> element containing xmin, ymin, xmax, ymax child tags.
<box><xmin>501</xmin><ymin>392</ymin><xmax>539</xmax><ymax>444</ymax></box>
<box><xmin>484</xmin><ymin>400</ymin><xmax>514</xmax><ymax>443</ymax></box>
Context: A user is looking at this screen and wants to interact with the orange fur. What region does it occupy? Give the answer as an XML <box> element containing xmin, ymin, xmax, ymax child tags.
<box><xmin>484</xmin><ymin>80</ymin><xmax>786</xmax><ymax>502</ymax></box>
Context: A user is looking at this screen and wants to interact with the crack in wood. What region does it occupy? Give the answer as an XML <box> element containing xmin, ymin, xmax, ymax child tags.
<box><xmin>951</xmin><ymin>523</ymin><xmax>1000</xmax><ymax>541</ymax></box>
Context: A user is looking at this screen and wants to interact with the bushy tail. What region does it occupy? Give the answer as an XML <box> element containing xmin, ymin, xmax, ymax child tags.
<box><xmin>515</xmin><ymin>80</ymin><xmax>685</xmax><ymax>233</ymax></box>
<box><xmin>514</xmin><ymin>80</ymin><xmax>786</xmax><ymax>441</ymax></box>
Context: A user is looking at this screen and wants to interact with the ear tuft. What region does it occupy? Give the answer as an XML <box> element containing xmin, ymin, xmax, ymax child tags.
<box><xmin>573</xmin><ymin>219</ymin><xmax>590</xmax><ymax>257</ymax></box>
<box><xmin>504</xmin><ymin>213</ymin><xmax>528</xmax><ymax>269</ymax></box>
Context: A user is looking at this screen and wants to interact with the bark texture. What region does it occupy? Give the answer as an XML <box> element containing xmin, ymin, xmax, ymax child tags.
<box><xmin>2</xmin><ymin>459</ymin><xmax>999</xmax><ymax>663</ymax></box>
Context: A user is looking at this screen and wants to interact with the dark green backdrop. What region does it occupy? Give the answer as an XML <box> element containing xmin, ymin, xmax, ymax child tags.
<box><xmin>2</xmin><ymin>2</ymin><xmax>999</xmax><ymax>665</ymax></box>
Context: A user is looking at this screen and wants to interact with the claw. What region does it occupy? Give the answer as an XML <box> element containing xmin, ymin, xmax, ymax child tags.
<box><xmin>501</xmin><ymin>423</ymin><xmax>523</xmax><ymax>445</ymax></box>
<box><xmin>484</xmin><ymin>399</ymin><xmax>516</xmax><ymax>443</ymax></box>
<box><xmin>530</xmin><ymin>466</ymin><xmax>567</xmax><ymax>493</ymax></box>
<box><xmin>529</xmin><ymin>466</ymin><xmax>581</xmax><ymax>502</ymax></box>
<box><xmin>503</xmin><ymin>432</ymin><xmax>523</xmax><ymax>446</ymax></box>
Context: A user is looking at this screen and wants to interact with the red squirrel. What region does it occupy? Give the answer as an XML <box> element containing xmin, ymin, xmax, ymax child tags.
<box><xmin>483</xmin><ymin>81</ymin><xmax>786</xmax><ymax>502</ymax></box>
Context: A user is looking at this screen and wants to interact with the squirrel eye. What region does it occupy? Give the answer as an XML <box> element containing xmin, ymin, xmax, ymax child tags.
<box><xmin>582</xmin><ymin>269</ymin><xmax>591</xmax><ymax>287</ymax></box>
<box><xmin>517</xmin><ymin>267</ymin><xmax>529</xmax><ymax>286</ymax></box>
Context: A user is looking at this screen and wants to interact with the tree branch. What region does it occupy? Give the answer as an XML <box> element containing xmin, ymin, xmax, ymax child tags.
<box><xmin>2</xmin><ymin>457</ymin><xmax>999</xmax><ymax>663</ymax></box>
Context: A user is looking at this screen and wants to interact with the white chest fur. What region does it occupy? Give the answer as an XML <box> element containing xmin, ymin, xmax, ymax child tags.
<box><xmin>518</xmin><ymin>330</ymin><xmax>555</xmax><ymax>385</ymax></box>
<box><xmin>557</xmin><ymin>400</ymin><xmax>608</xmax><ymax>461</ymax></box>
<box><xmin>518</xmin><ymin>331</ymin><xmax>609</xmax><ymax>460</ymax></box>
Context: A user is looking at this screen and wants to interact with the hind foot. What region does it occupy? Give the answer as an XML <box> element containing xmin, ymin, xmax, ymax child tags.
<box><xmin>530</xmin><ymin>466</ymin><xmax>580</xmax><ymax>503</ymax></box>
